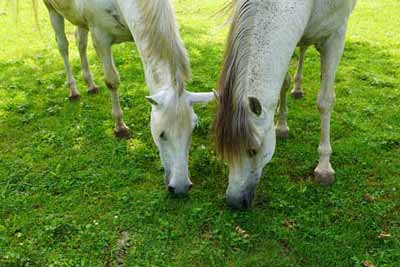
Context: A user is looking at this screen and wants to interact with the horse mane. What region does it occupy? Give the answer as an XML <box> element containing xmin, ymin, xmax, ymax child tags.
<box><xmin>213</xmin><ymin>0</ymin><xmax>260</xmax><ymax>163</ymax></box>
<box><xmin>139</xmin><ymin>0</ymin><xmax>191</xmax><ymax>94</ymax></box>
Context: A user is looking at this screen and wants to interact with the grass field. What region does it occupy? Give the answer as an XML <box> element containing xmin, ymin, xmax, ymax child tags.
<box><xmin>0</xmin><ymin>1</ymin><xmax>399</xmax><ymax>266</ymax></box>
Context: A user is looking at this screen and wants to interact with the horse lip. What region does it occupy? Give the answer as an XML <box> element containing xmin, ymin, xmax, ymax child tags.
<box><xmin>227</xmin><ymin>188</ymin><xmax>255</xmax><ymax>210</ymax></box>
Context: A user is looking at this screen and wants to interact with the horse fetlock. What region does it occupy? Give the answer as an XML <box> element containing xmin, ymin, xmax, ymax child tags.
<box><xmin>314</xmin><ymin>162</ymin><xmax>335</xmax><ymax>186</ymax></box>
<box><xmin>68</xmin><ymin>82</ymin><xmax>80</xmax><ymax>100</ymax></box>
<box><xmin>114</xmin><ymin>124</ymin><xmax>131</xmax><ymax>139</ymax></box>
<box><xmin>87</xmin><ymin>85</ymin><xmax>100</xmax><ymax>95</ymax></box>
<box><xmin>275</xmin><ymin>123</ymin><xmax>289</xmax><ymax>139</ymax></box>
<box><xmin>68</xmin><ymin>92</ymin><xmax>81</xmax><ymax>101</ymax></box>
<box><xmin>291</xmin><ymin>89</ymin><xmax>304</xmax><ymax>99</ymax></box>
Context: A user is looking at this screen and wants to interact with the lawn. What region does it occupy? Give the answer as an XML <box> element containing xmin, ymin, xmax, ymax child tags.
<box><xmin>0</xmin><ymin>0</ymin><xmax>399</xmax><ymax>266</ymax></box>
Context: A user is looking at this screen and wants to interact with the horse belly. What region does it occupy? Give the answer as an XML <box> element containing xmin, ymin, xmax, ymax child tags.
<box><xmin>45</xmin><ymin>0</ymin><xmax>87</xmax><ymax>27</ymax></box>
<box><xmin>84</xmin><ymin>0</ymin><xmax>133</xmax><ymax>43</ymax></box>
<box><xmin>300</xmin><ymin>0</ymin><xmax>356</xmax><ymax>45</ymax></box>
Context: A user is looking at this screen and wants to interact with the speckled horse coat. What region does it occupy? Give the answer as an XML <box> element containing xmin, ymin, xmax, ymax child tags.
<box><xmin>214</xmin><ymin>0</ymin><xmax>357</xmax><ymax>209</ymax></box>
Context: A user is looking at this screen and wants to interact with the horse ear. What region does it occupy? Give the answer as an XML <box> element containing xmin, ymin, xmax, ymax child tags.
<box><xmin>146</xmin><ymin>91</ymin><xmax>166</xmax><ymax>106</ymax></box>
<box><xmin>186</xmin><ymin>91</ymin><xmax>216</xmax><ymax>105</ymax></box>
<box><xmin>248</xmin><ymin>96</ymin><xmax>262</xmax><ymax>116</ymax></box>
<box><xmin>213</xmin><ymin>89</ymin><xmax>219</xmax><ymax>100</ymax></box>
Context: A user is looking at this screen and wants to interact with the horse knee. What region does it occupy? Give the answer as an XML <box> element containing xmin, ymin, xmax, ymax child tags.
<box><xmin>77</xmin><ymin>37</ymin><xmax>88</xmax><ymax>52</ymax></box>
<box><xmin>317</xmin><ymin>94</ymin><xmax>335</xmax><ymax>113</ymax></box>
<box><xmin>56</xmin><ymin>37</ymin><xmax>69</xmax><ymax>55</ymax></box>
<box><xmin>105</xmin><ymin>71</ymin><xmax>120</xmax><ymax>91</ymax></box>
<box><xmin>77</xmin><ymin>42</ymin><xmax>86</xmax><ymax>52</ymax></box>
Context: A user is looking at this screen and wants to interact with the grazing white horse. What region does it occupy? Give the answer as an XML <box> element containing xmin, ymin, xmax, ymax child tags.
<box><xmin>214</xmin><ymin>0</ymin><xmax>357</xmax><ymax>209</ymax></box>
<box><xmin>41</xmin><ymin>0</ymin><xmax>215</xmax><ymax>195</ymax></box>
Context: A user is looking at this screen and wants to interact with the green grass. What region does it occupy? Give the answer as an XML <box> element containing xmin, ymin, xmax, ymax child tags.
<box><xmin>0</xmin><ymin>1</ymin><xmax>399</xmax><ymax>266</ymax></box>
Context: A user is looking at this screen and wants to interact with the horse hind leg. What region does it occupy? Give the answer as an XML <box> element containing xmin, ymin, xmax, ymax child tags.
<box><xmin>314</xmin><ymin>26</ymin><xmax>347</xmax><ymax>186</ymax></box>
<box><xmin>46</xmin><ymin>5</ymin><xmax>80</xmax><ymax>101</ymax></box>
<box><xmin>75</xmin><ymin>27</ymin><xmax>99</xmax><ymax>95</ymax></box>
<box><xmin>91</xmin><ymin>28</ymin><xmax>130</xmax><ymax>139</ymax></box>
<box><xmin>276</xmin><ymin>73</ymin><xmax>291</xmax><ymax>139</ymax></box>
<box><xmin>291</xmin><ymin>46</ymin><xmax>308</xmax><ymax>99</ymax></box>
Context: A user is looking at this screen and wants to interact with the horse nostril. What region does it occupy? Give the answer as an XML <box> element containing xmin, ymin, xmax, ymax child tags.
<box><xmin>168</xmin><ymin>186</ymin><xmax>175</xmax><ymax>194</ymax></box>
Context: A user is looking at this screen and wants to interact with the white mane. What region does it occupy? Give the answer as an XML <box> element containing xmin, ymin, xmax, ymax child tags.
<box><xmin>139</xmin><ymin>0</ymin><xmax>191</xmax><ymax>94</ymax></box>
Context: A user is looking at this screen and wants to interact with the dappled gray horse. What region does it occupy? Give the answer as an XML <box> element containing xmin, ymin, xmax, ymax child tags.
<box><xmin>214</xmin><ymin>0</ymin><xmax>357</xmax><ymax>209</ymax></box>
<box><xmin>43</xmin><ymin>0</ymin><xmax>215</xmax><ymax>196</ymax></box>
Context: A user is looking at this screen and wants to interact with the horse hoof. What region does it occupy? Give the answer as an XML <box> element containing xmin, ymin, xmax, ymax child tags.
<box><xmin>88</xmin><ymin>86</ymin><xmax>100</xmax><ymax>95</ymax></box>
<box><xmin>114</xmin><ymin>128</ymin><xmax>131</xmax><ymax>139</ymax></box>
<box><xmin>276</xmin><ymin>127</ymin><xmax>289</xmax><ymax>139</ymax></box>
<box><xmin>314</xmin><ymin>169</ymin><xmax>335</xmax><ymax>186</ymax></box>
<box><xmin>69</xmin><ymin>94</ymin><xmax>81</xmax><ymax>101</ymax></box>
<box><xmin>291</xmin><ymin>90</ymin><xmax>304</xmax><ymax>99</ymax></box>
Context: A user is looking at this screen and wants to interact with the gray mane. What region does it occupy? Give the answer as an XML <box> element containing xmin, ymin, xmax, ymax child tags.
<box><xmin>139</xmin><ymin>0</ymin><xmax>191</xmax><ymax>94</ymax></box>
<box><xmin>213</xmin><ymin>0</ymin><xmax>260</xmax><ymax>163</ymax></box>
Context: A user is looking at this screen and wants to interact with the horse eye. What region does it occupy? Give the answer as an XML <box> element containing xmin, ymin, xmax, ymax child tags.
<box><xmin>248</xmin><ymin>149</ymin><xmax>258</xmax><ymax>158</ymax></box>
<box><xmin>160</xmin><ymin>131</ymin><xmax>167</xmax><ymax>140</ymax></box>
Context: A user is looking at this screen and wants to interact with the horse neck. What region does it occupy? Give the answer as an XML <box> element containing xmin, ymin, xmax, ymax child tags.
<box><xmin>244</xmin><ymin>1</ymin><xmax>312</xmax><ymax>116</ymax></box>
<box><xmin>143</xmin><ymin>58</ymin><xmax>175</xmax><ymax>95</ymax></box>
<box><xmin>115</xmin><ymin>0</ymin><xmax>190</xmax><ymax>95</ymax></box>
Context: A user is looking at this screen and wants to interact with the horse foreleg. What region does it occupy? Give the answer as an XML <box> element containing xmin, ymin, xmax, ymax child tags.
<box><xmin>314</xmin><ymin>26</ymin><xmax>347</xmax><ymax>186</ymax></box>
<box><xmin>91</xmin><ymin>29</ymin><xmax>130</xmax><ymax>139</ymax></box>
<box><xmin>291</xmin><ymin>46</ymin><xmax>308</xmax><ymax>99</ymax></box>
<box><xmin>46</xmin><ymin>5</ymin><xmax>80</xmax><ymax>101</ymax></box>
<box><xmin>276</xmin><ymin>73</ymin><xmax>291</xmax><ymax>139</ymax></box>
<box><xmin>75</xmin><ymin>27</ymin><xmax>99</xmax><ymax>94</ymax></box>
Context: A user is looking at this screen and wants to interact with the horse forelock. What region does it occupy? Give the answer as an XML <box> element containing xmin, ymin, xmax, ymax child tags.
<box><xmin>169</xmin><ymin>97</ymin><xmax>193</xmax><ymax>136</ymax></box>
<box><xmin>213</xmin><ymin>0</ymin><xmax>259</xmax><ymax>163</ymax></box>
<box><xmin>139</xmin><ymin>0</ymin><xmax>191</xmax><ymax>94</ymax></box>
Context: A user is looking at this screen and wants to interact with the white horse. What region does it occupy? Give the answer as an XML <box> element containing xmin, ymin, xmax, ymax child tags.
<box><xmin>214</xmin><ymin>0</ymin><xmax>357</xmax><ymax>209</ymax></box>
<box><xmin>41</xmin><ymin>0</ymin><xmax>215</xmax><ymax>195</ymax></box>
